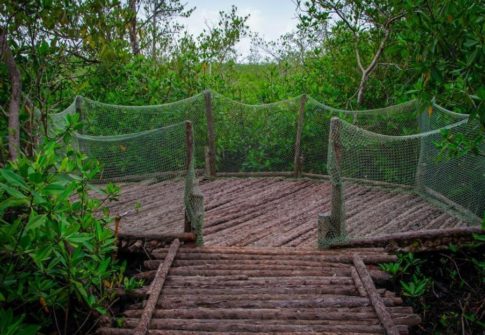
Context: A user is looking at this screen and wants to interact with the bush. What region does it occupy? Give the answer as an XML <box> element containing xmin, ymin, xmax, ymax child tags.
<box><xmin>0</xmin><ymin>115</ymin><xmax>122</xmax><ymax>334</ymax></box>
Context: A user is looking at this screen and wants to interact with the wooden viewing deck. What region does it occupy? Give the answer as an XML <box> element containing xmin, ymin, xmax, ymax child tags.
<box><xmin>98</xmin><ymin>177</ymin><xmax>479</xmax><ymax>334</ymax></box>
<box><xmin>109</xmin><ymin>177</ymin><xmax>468</xmax><ymax>248</ymax></box>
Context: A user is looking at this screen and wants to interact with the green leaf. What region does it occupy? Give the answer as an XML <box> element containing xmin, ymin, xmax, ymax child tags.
<box><xmin>0</xmin><ymin>169</ymin><xmax>28</xmax><ymax>190</ymax></box>
<box><xmin>26</xmin><ymin>213</ymin><xmax>47</xmax><ymax>231</ymax></box>
<box><xmin>44</xmin><ymin>181</ymin><xmax>67</xmax><ymax>195</ymax></box>
<box><xmin>0</xmin><ymin>183</ymin><xmax>27</xmax><ymax>199</ymax></box>
<box><xmin>0</xmin><ymin>198</ymin><xmax>30</xmax><ymax>213</ymax></box>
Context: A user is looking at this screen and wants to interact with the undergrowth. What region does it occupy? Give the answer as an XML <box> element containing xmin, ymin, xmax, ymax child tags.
<box><xmin>0</xmin><ymin>115</ymin><xmax>132</xmax><ymax>334</ymax></box>
<box><xmin>380</xmin><ymin>222</ymin><xmax>485</xmax><ymax>334</ymax></box>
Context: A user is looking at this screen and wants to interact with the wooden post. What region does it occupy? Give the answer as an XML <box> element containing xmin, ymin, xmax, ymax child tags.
<box><xmin>293</xmin><ymin>94</ymin><xmax>307</xmax><ymax>177</ymax></box>
<box><xmin>329</xmin><ymin>117</ymin><xmax>345</xmax><ymax>237</ymax></box>
<box><xmin>75</xmin><ymin>95</ymin><xmax>82</xmax><ymax>117</ymax></box>
<box><xmin>184</xmin><ymin>120</ymin><xmax>193</xmax><ymax>171</ymax></box>
<box><xmin>204</xmin><ymin>146</ymin><xmax>211</xmax><ymax>177</ymax></box>
<box><xmin>204</xmin><ymin>90</ymin><xmax>216</xmax><ymax>177</ymax></box>
<box><xmin>184</xmin><ymin>121</ymin><xmax>193</xmax><ymax>233</ymax></box>
<box><xmin>75</xmin><ymin>95</ymin><xmax>84</xmax><ymax>134</ymax></box>
<box><xmin>353</xmin><ymin>254</ymin><xmax>400</xmax><ymax>335</ymax></box>
<box><xmin>133</xmin><ymin>239</ymin><xmax>180</xmax><ymax>335</ymax></box>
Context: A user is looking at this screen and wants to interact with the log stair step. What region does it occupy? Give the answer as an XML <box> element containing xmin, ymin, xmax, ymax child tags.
<box><xmin>99</xmin><ymin>245</ymin><xmax>420</xmax><ymax>335</ymax></box>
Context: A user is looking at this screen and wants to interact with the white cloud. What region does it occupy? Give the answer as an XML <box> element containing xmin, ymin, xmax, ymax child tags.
<box><xmin>178</xmin><ymin>1</ymin><xmax>298</xmax><ymax>59</ymax></box>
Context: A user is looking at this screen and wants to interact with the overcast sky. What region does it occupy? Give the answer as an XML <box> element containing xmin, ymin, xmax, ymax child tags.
<box><xmin>180</xmin><ymin>0</ymin><xmax>299</xmax><ymax>59</ymax></box>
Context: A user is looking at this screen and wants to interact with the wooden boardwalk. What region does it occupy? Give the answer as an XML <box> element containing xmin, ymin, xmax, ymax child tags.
<box><xmin>99</xmin><ymin>242</ymin><xmax>420</xmax><ymax>335</ymax></box>
<box><xmin>109</xmin><ymin>177</ymin><xmax>466</xmax><ymax>248</ymax></box>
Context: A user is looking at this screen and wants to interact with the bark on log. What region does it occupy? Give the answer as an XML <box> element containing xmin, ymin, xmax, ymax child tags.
<box><xmin>353</xmin><ymin>254</ymin><xmax>400</xmax><ymax>335</ymax></box>
<box><xmin>118</xmin><ymin>232</ymin><xmax>195</xmax><ymax>242</ymax></box>
<box><xmin>122</xmin><ymin>306</ymin><xmax>418</xmax><ymax>324</ymax></box>
<box><xmin>216</xmin><ymin>171</ymin><xmax>293</xmax><ymax>178</ymax></box>
<box><xmin>133</xmin><ymin>238</ymin><xmax>180</xmax><ymax>335</ymax></box>
<box><xmin>97</xmin><ymin>328</ymin><xmax>390</xmax><ymax>335</ymax></box>
<box><xmin>124</xmin><ymin>317</ymin><xmax>405</xmax><ymax>333</ymax></box>
<box><xmin>331</xmin><ymin>226</ymin><xmax>483</xmax><ymax>250</ymax></box>
<box><xmin>153</xmin><ymin>246</ymin><xmax>388</xmax><ymax>255</ymax></box>
<box><xmin>150</xmin><ymin>250</ymin><xmax>396</xmax><ymax>264</ymax></box>
<box><xmin>351</xmin><ymin>266</ymin><xmax>367</xmax><ymax>297</ymax></box>
<box><xmin>204</xmin><ymin>90</ymin><xmax>216</xmax><ymax>177</ymax></box>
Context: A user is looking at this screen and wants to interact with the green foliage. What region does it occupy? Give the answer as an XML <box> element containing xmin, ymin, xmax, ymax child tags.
<box><xmin>397</xmin><ymin>0</ymin><xmax>485</xmax><ymax>124</ymax></box>
<box><xmin>0</xmin><ymin>309</ymin><xmax>39</xmax><ymax>335</ymax></box>
<box><xmin>382</xmin><ymin>244</ymin><xmax>484</xmax><ymax>334</ymax></box>
<box><xmin>0</xmin><ymin>120</ymin><xmax>123</xmax><ymax>333</ymax></box>
<box><xmin>400</xmin><ymin>274</ymin><xmax>430</xmax><ymax>297</ymax></box>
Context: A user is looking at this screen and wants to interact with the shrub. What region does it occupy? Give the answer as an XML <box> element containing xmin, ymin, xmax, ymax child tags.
<box><xmin>0</xmin><ymin>115</ymin><xmax>122</xmax><ymax>334</ymax></box>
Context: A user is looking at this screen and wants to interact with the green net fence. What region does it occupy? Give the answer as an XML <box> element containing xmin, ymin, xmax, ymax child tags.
<box><xmin>75</xmin><ymin>123</ymin><xmax>187</xmax><ymax>182</ymax></box>
<box><xmin>212</xmin><ymin>92</ymin><xmax>302</xmax><ymax>172</ymax></box>
<box><xmin>49</xmin><ymin>90</ymin><xmax>484</xmax><ymax>247</ymax></box>
<box><xmin>52</xmin><ymin>119</ymin><xmax>204</xmax><ymax>245</ymax></box>
<box><xmin>324</xmin><ymin>112</ymin><xmax>484</xmax><ymax>247</ymax></box>
<box><xmin>50</xmin><ymin>94</ymin><xmax>208</xmax><ymax>168</ymax></box>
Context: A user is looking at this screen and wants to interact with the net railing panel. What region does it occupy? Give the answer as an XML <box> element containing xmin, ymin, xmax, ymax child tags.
<box><xmin>48</xmin><ymin>91</ymin><xmax>483</xmax><ymax>247</ymax></box>
<box><xmin>417</xmin><ymin>119</ymin><xmax>485</xmax><ymax>220</ymax></box>
<box><xmin>75</xmin><ymin>123</ymin><xmax>187</xmax><ymax>182</ymax></box>
<box><xmin>75</xmin><ymin>122</ymin><xmax>204</xmax><ymax>244</ymax></box>
<box><xmin>212</xmin><ymin>92</ymin><xmax>301</xmax><ymax>172</ymax></box>
<box><xmin>302</xmin><ymin>98</ymin><xmax>469</xmax><ymax>174</ymax></box>
<box><xmin>327</xmin><ymin>117</ymin><xmax>483</xmax><ymax>223</ymax></box>
<box><xmin>50</xmin><ymin>95</ymin><xmax>209</xmax><ymax>170</ymax></box>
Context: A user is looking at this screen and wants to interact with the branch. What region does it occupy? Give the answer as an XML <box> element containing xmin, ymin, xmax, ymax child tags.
<box><xmin>363</xmin><ymin>27</ymin><xmax>390</xmax><ymax>76</ymax></box>
<box><xmin>355</xmin><ymin>39</ymin><xmax>364</xmax><ymax>72</ymax></box>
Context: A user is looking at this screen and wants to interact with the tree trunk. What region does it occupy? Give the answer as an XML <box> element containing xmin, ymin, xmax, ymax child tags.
<box><xmin>357</xmin><ymin>72</ymin><xmax>369</xmax><ymax>105</ymax></box>
<box><xmin>128</xmin><ymin>0</ymin><xmax>140</xmax><ymax>55</ymax></box>
<box><xmin>0</xmin><ymin>28</ymin><xmax>21</xmax><ymax>160</ymax></box>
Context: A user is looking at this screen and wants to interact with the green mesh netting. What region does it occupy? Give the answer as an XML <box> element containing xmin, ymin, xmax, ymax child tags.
<box><xmin>302</xmin><ymin>98</ymin><xmax>468</xmax><ymax>174</ymax></box>
<box><xmin>323</xmin><ymin>113</ymin><xmax>484</xmax><ymax>247</ymax></box>
<box><xmin>50</xmin><ymin>94</ymin><xmax>209</xmax><ymax>168</ymax></box>
<box><xmin>48</xmin><ymin>91</ymin><xmax>484</xmax><ymax>248</ymax></box>
<box><xmin>211</xmin><ymin>92</ymin><xmax>302</xmax><ymax>172</ymax></box>
<box><xmin>75</xmin><ymin>123</ymin><xmax>187</xmax><ymax>182</ymax></box>
<box><xmin>53</xmin><ymin>120</ymin><xmax>205</xmax><ymax>245</ymax></box>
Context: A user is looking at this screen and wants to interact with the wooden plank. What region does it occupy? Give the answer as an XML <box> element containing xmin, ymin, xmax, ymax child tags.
<box><xmin>331</xmin><ymin>226</ymin><xmax>483</xmax><ymax>249</ymax></box>
<box><xmin>293</xmin><ymin>94</ymin><xmax>307</xmax><ymax>177</ymax></box>
<box><xmin>184</xmin><ymin>121</ymin><xmax>193</xmax><ymax>172</ymax></box>
<box><xmin>204</xmin><ymin>90</ymin><xmax>216</xmax><ymax>177</ymax></box>
<box><xmin>351</xmin><ymin>266</ymin><xmax>367</xmax><ymax>297</ymax></box>
<box><xmin>133</xmin><ymin>238</ymin><xmax>180</xmax><ymax>335</ymax></box>
<box><xmin>122</xmin><ymin>306</ymin><xmax>417</xmax><ymax>322</ymax></box>
<box><xmin>118</xmin><ymin>232</ymin><xmax>195</xmax><ymax>242</ymax></box>
<box><xmin>216</xmin><ymin>171</ymin><xmax>293</xmax><ymax>178</ymax></box>
<box><xmin>98</xmin><ymin>328</ymin><xmax>386</xmax><ymax>335</ymax></box>
<box><xmin>329</xmin><ymin>117</ymin><xmax>345</xmax><ymax>238</ymax></box>
<box><xmin>204</xmin><ymin>146</ymin><xmax>211</xmax><ymax>177</ymax></box>
<box><xmin>353</xmin><ymin>254</ymin><xmax>400</xmax><ymax>335</ymax></box>
<box><xmin>184</xmin><ymin>121</ymin><xmax>194</xmax><ymax>233</ymax></box>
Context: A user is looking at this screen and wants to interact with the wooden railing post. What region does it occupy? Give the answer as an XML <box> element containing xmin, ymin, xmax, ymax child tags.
<box><xmin>318</xmin><ymin>117</ymin><xmax>346</xmax><ymax>248</ymax></box>
<box><xmin>184</xmin><ymin>120</ymin><xmax>193</xmax><ymax>172</ymax></box>
<box><xmin>293</xmin><ymin>94</ymin><xmax>307</xmax><ymax>177</ymax></box>
<box><xmin>329</xmin><ymin>117</ymin><xmax>345</xmax><ymax>236</ymax></box>
<box><xmin>204</xmin><ymin>146</ymin><xmax>211</xmax><ymax>177</ymax></box>
<box><xmin>75</xmin><ymin>95</ymin><xmax>85</xmax><ymax>134</ymax></box>
<box><xmin>184</xmin><ymin>120</ymin><xmax>193</xmax><ymax>233</ymax></box>
<box><xmin>74</xmin><ymin>96</ymin><xmax>83</xmax><ymax>119</ymax></box>
<box><xmin>204</xmin><ymin>90</ymin><xmax>216</xmax><ymax>177</ymax></box>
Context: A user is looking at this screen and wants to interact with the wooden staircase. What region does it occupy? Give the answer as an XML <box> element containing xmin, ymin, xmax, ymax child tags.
<box><xmin>98</xmin><ymin>240</ymin><xmax>420</xmax><ymax>335</ymax></box>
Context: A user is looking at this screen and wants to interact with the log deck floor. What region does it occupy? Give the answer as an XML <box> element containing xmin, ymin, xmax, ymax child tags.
<box><xmin>109</xmin><ymin>177</ymin><xmax>467</xmax><ymax>248</ymax></box>
<box><xmin>98</xmin><ymin>243</ymin><xmax>421</xmax><ymax>335</ymax></box>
